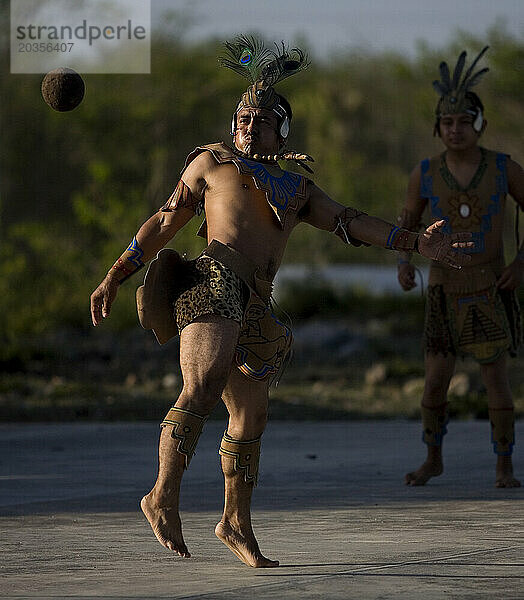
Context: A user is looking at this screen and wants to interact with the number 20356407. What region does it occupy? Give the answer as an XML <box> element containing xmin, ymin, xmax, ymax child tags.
<box><xmin>17</xmin><ymin>42</ymin><xmax>74</xmax><ymax>53</ymax></box>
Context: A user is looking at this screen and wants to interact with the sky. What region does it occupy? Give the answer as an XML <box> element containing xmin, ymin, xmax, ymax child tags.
<box><xmin>153</xmin><ymin>0</ymin><xmax>523</xmax><ymax>58</ymax></box>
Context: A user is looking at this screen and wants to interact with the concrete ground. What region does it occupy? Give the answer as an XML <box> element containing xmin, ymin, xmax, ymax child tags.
<box><xmin>1</xmin><ymin>420</ymin><xmax>523</xmax><ymax>599</ymax></box>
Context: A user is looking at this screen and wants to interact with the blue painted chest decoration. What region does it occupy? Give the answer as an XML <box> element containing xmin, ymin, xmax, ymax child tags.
<box><xmin>183</xmin><ymin>143</ymin><xmax>308</xmax><ymax>232</ymax></box>
<box><xmin>237</xmin><ymin>157</ymin><xmax>303</xmax><ymax>219</ymax></box>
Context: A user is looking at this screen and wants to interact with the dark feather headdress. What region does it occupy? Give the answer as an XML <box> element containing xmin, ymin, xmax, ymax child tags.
<box><xmin>433</xmin><ymin>46</ymin><xmax>489</xmax><ymax>117</ymax></box>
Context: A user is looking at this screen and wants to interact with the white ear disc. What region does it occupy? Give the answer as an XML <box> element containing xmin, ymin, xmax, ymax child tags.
<box><xmin>280</xmin><ymin>116</ymin><xmax>289</xmax><ymax>138</ymax></box>
<box><xmin>473</xmin><ymin>110</ymin><xmax>483</xmax><ymax>133</ymax></box>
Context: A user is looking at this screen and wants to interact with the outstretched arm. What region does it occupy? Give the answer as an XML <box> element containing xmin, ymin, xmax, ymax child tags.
<box><xmin>498</xmin><ymin>158</ymin><xmax>524</xmax><ymax>290</ymax></box>
<box><xmin>90</xmin><ymin>153</ymin><xmax>212</xmax><ymax>326</ymax></box>
<box><xmin>301</xmin><ymin>182</ymin><xmax>472</xmax><ymax>267</ymax></box>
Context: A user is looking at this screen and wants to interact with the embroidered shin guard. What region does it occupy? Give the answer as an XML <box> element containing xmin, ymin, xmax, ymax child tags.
<box><xmin>489</xmin><ymin>407</ymin><xmax>515</xmax><ymax>456</ymax></box>
<box><xmin>219</xmin><ymin>431</ymin><xmax>261</xmax><ymax>486</ymax></box>
<box><xmin>421</xmin><ymin>403</ymin><xmax>449</xmax><ymax>446</ymax></box>
<box><xmin>161</xmin><ymin>407</ymin><xmax>207</xmax><ymax>468</ymax></box>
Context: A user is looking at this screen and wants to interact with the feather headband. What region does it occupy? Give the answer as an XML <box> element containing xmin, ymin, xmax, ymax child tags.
<box><xmin>433</xmin><ymin>46</ymin><xmax>489</xmax><ymax>117</ymax></box>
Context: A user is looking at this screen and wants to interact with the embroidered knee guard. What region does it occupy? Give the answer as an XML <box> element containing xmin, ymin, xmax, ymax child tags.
<box><xmin>219</xmin><ymin>431</ymin><xmax>261</xmax><ymax>486</ymax></box>
<box><xmin>421</xmin><ymin>403</ymin><xmax>449</xmax><ymax>446</ymax></box>
<box><xmin>161</xmin><ymin>407</ymin><xmax>207</xmax><ymax>468</ymax></box>
<box><xmin>489</xmin><ymin>407</ymin><xmax>515</xmax><ymax>456</ymax></box>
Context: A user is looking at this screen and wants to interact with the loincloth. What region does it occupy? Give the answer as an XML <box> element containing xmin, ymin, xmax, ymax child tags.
<box><xmin>137</xmin><ymin>240</ymin><xmax>292</xmax><ymax>382</ymax></box>
<box><xmin>424</xmin><ymin>264</ymin><xmax>521</xmax><ymax>363</ymax></box>
<box><xmin>194</xmin><ymin>241</ymin><xmax>292</xmax><ymax>381</ymax></box>
<box><xmin>235</xmin><ymin>293</ymin><xmax>292</xmax><ymax>381</ymax></box>
<box><xmin>175</xmin><ymin>256</ymin><xmax>248</xmax><ymax>332</ymax></box>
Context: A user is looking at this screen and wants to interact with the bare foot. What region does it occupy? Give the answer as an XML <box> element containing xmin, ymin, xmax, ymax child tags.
<box><xmin>405</xmin><ymin>458</ymin><xmax>443</xmax><ymax>486</ymax></box>
<box><xmin>140</xmin><ymin>494</ymin><xmax>190</xmax><ymax>557</ymax></box>
<box><xmin>495</xmin><ymin>456</ymin><xmax>521</xmax><ymax>488</ymax></box>
<box><xmin>215</xmin><ymin>521</ymin><xmax>279</xmax><ymax>568</ymax></box>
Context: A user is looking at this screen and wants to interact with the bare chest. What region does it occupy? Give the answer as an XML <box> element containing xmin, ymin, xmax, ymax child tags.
<box><xmin>206</xmin><ymin>162</ymin><xmax>306</xmax><ymax>229</ymax></box>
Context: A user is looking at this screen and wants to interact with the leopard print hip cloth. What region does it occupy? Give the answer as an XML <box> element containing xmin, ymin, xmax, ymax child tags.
<box><xmin>174</xmin><ymin>256</ymin><xmax>249</xmax><ymax>332</ymax></box>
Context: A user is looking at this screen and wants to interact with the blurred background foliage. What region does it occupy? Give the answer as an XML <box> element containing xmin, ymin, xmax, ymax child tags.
<box><xmin>0</xmin><ymin>7</ymin><xmax>523</xmax><ymax>386</ymax></box>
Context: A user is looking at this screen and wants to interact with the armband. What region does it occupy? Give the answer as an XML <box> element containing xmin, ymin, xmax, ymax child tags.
<box><xmin>109</xmin><ymin>236</ymin><xmax>145</xmax><ymax>283</ymax></box>
<box><xmin>333</xmin><ymin>207</ymin><xmax>370</xmax><ymax>247</ymax></box>
<box><xmin>161</xmin><ymin>179</ymin><xmax>202</xmax><ymax>214</ymax></box>
<box><xmin>386</xmin><ymin>226</ymin><xmax>420</xmax><ymax>252</ymax></box>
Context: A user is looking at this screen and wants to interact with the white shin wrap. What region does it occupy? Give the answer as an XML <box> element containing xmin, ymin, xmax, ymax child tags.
<box><xmin>489</xmin><ymin>407</ymin><xmax>515</xmax><ymax>456</ymax></box>
<box><xmin>161</xmin><ymin>407</ymin><xmax>207</xmax><ymax>468</ymax></box>
<box><xmin>421</xmin><ymin>403</ymin><xmax>449</xmax><ymax>446</ymax></box>
<box><xmin>219</xmin><ymin>431</ymin><xmax>261</xmax><ymax>486</ymax></box>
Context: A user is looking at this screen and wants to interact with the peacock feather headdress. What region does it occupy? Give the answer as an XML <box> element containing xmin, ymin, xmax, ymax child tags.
<box><xmin>220</xmin><ymin>36</ymin><xmax>309</xmax><ymax>134</ymax></box>
<box><xmin>218</xmin><ymin>35</ymin><xmax>314</xmax><ymax>170</ymax></box>
<box><xmin>433</xmin><ymin>46</ymin><xmax>489</xmax><ymax>122</ymax></box>
<box><xmin>220</xmin><ymin>36</ymin><xmax>309</xmax><ymax>87</ymax></box>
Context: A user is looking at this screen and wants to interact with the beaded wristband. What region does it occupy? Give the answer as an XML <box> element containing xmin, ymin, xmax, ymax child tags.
<box><xmin>386</xmin><ymin>226</ymin><xmax>420</xmax><ymax>253</ymax></box>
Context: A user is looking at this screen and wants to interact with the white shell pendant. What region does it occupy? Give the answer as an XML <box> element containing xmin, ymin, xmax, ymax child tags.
<box><xmin>459</xmin><ymin>203</ymin><xmax>471</xmax><ymax>218</ymax></box>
